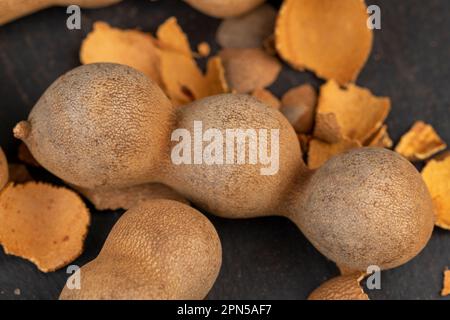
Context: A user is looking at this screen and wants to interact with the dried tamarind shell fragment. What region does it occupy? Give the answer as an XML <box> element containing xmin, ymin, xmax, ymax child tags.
<box><xmin>395</xmin><ymin>121</ymin><xmax>446</xmax><ymax>161</ymax></box>
<box><xmin>442</xmin><ymin>269</ymin><xmax>450</xmax><ymax>296</ymax></box>
<box><xmin>80</xmin><ymin>22</ymin><xmax>162</xmax><ymax>86</ymax></box>
<box><xmin>421</xmin><ymin>153</ymin><xmax>450</xmax><ymax>230</ymax></box>
<box><xmin>313</xmin><ymin>80</ymin><xmax>390</xmax><ymax>144</ymax></box>
<box><xmin>160</xmin><ymin>52</ymin><xmax>228</xmax><ymax>105</ymax></box>
<box><xmin>0</xmin><ymin>182</ymin><xmax>90</xmax><ymax>272</ymax></box>
<box><xmin>275</xmin><ymin>0</ymin><xmax>373</xmax><ymax>84</ymax></box>
<box><xmin>365</xmin><ymin>125</ymin><xmax>393</xmax><ymax>148</ymax></box>
<box><xmin>156</xmin><ymin>17</ymin><xmax>192</xmax><ymax>57</ymax></box>
<box><xmin>157</xmin><ymin>18</ymin><xmax>228</xmax><ymax>105</ymax></box>
<box><xmin>197</xmin><ymin>42</ymin><xmax>211</xmax><ymax>57</ymax></box>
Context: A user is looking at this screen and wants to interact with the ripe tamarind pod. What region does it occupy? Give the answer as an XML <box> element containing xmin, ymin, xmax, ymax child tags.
<box><xmin>60</xmin><ymin>199</ymin><xmax>222</xmax><ymax>300</ymax></box>
<box><xmin>15</xmin><ymin>63</ymin><xmax>435</xmax><ymax>271</ymax></box>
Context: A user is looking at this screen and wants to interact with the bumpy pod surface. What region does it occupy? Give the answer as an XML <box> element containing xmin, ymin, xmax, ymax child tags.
<box><xmin>14</xmin><ymin>63</ymin><xmax>174</xmax><ymax>189</ymax></box>
<box><xmin>60</xmin><ymin>199</ymin><xmax>222</xmax><ymax>300</ymax></box>
<box><xmin>16</xmin><ymin>64</ymin><xmax>435</xmax><ymax>271</ymax></box>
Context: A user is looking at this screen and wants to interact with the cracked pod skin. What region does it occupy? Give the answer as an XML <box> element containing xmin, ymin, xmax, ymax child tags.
<box><xmin>15</xmin><ymin>63</ymin><xmax>435</xmax><ymax>271</ymax></box>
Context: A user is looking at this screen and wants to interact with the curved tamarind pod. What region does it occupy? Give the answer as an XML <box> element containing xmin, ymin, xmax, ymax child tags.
<box><xmin>60</xmin><ymin>199</ymin><xmax>222</xmax><ymax>300</ymax></box>
<box><xmin>14</xmin><ymin>63</ymin><xmax>434</xmax><ymax>271</ymax></box>
<box><xmin>0</xmin><ymin>0</ymin><xmax>122</xmax><ymax>26</ymax></box>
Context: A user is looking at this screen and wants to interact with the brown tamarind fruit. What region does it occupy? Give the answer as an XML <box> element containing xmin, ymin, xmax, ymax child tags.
<box><xmin>14</xmin><ymin>63</ymin><xmax>435</xmax><ymax>271</ymax></box>
<box><xmin>59</xmin><ymin>199</ymin><xmax>222</xmax><ymax>300</ymax></box>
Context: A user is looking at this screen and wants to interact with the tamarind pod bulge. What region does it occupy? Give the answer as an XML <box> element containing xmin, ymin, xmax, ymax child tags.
<box><xmin>286</xmin><ymin>148</ymin><xmax>434</xmax><ymax>271</ymax></box>
<box><xmin>14</xmin><ymin>63</ymin><xmax>174</xmax><ymax>189</ymax></box>
<box><xmin>60</xmin><ymin>199</ymin><xmax>222</xmax><ymax>300</ymax></box>
<box><xmin>162</xmin><ymin>93</ymin><xmax>305</xmax><ymax>219</ymax></box>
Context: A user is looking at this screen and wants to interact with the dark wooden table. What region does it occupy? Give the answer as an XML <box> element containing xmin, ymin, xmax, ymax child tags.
<box><xmin>0</xmin><ymin>0</ymin><xmax>449</xmax><ymax>300</ymax></box>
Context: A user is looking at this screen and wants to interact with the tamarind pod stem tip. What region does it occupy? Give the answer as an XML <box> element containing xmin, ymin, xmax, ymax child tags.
<box><xmin>13</xmin><ymin>121</ymin><xmax>31</xmax><ymax>140</ymax></box>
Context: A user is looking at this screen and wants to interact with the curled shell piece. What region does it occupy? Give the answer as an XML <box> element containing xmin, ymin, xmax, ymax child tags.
<box><xmin>275</xmin><ymin>0</ymin><xmax>373</xmax><ymax>84</ymax></box>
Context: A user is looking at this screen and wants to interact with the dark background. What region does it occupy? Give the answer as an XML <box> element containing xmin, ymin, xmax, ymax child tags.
<box><xmin>0</xmin><ymin>0</ymin><xmax>449</xmax><ymax>300</ymax></box>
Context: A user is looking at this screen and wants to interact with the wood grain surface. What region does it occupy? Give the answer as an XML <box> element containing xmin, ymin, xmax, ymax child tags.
<box><xmin>0</xmin><ymin>0</ymin><xmax>448</xmax><ymax>300</ymax></box>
